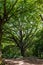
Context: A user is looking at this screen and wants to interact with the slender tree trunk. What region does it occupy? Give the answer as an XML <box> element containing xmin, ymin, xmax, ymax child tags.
<box><xmin>0</xmin><ymin>26</ymin><xmax>3</xmax><ymax>65</ymax></box>
<box><xmin>0</xmin><ymin>19</ymin><xmax>5</xmax><ymax>65</ymax></box>
<box><xmin>19</xmin><ymin>29</ymin><xmax>25</xmax><ymax>57</ymax></box>
<box><xmin>21</xmin><ymin>48</ymin><xmax>25</xmax><ymax>57</ymax></box>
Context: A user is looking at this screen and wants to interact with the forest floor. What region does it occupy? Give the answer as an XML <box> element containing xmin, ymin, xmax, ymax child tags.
<box><xmin>4</xmin><ymin>58</ymin><xmax>43</xmax><ymax>65</ymax></box>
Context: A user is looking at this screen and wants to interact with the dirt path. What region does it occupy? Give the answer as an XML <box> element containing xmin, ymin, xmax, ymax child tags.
<box><xmin>4</xmin><ymin>58</ymin><xmax>43</xmax><ymax>65</ymax></box>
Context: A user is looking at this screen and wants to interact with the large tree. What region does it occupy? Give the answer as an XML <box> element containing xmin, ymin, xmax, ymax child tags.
<box><xmin>2</xmin><ymin>0</ymin><xmax>43</xmax><ymax>57</ymax></box>
<box><xmin>0</xmin><ymin>0</ymin><xmax>43</xmax><ymax>63</ymax></box>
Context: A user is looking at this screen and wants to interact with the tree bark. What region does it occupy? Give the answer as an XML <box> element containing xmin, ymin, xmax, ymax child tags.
<box><xmin>0</xmin><ymin>18</ymin><xmax>4</xmax><ymax>65</ymax></box>
<box><xmin>21</xmin><ymin>47</ymin><xmax>25</xmax><ymax>57</ymax></box>
<box><xmin>0</xmin><ymin>26</ymin><xmax>3</xmax><ymax>65</ymax></box>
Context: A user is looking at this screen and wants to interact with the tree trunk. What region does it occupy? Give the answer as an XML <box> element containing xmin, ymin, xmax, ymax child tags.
<box><xmin>0</xmin><ymin>26</ymin><xmax>3</xmax><ymax>65</ymax></box>
<box><xmin>21</xmin><ymin>48</ymin><xmax>25</xmax><ymax>57</ymax></box>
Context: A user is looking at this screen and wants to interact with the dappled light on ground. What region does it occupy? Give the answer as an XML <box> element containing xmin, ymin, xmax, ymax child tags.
<box><xmin>4</xmin><ymin>58</ymin><xmax>43</xmax><ymax>65</ymax></box>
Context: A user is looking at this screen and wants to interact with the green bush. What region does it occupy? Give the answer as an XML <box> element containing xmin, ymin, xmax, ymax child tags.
<box><xmin>2</xmin><ymin>45</ymin><xmax>21</xmax><ymax>58</ymax></box>
<box><xmin>32</xmin><ymin>43</ymin><xmax>43</xmax><ymax>58</ymax></box>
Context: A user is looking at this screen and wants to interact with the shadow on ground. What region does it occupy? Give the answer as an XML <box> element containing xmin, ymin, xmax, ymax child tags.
<box><xmin>4</xmin><ymin>58</ymin><xmax>43</xmax><ymax>65</ymax></box>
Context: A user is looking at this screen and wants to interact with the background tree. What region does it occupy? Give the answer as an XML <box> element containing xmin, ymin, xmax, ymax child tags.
<box><xmin>0</xmin><ymin>0</ymin><xmax>43</xmax><ymax>62</ymax></box>
<box><xmin>2</xmin><ymin>0</ymin><xmax>43</xmax><ymax>57</ymax></box>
